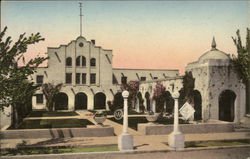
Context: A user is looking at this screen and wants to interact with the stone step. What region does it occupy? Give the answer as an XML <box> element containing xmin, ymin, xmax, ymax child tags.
<box><xmin>234</xmin><ymin>128</ymin><xmax>250</xmax><ymax>132</ymax></box>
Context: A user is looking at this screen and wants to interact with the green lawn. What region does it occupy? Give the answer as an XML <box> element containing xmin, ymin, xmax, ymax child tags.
<box><xmin>1</xmin><ymin>145</ymin><xmax>118</xmax><ymax>156</ymax></box>
<box><xmin>27</xmin><ymin>111</ymin><xmax>79</xmax><ymax>117</ymax></box>
<box><xmin>14</xmin><ymin>119</ymin><xmax>94</xmax><ymax>129</ymax></box>
<box><xmin>185</xmin><ymin>139</ymin><xmax>250</xmax><ymax>148</ymax></box>
<box><xmin>108</xmin><ymin>117</ymin><xmax>188</xmax><ymax>130</ymax></box>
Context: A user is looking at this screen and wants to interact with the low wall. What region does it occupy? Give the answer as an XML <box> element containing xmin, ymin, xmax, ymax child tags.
<box><xmin>138</xmin><ymin>123</ymin><xmax>236</xmax><ymax>135</ymax></box>
<box><xmin>0</xmin><ymin>126</ymin><xmax>114</xmax><ymax>139</ymax></box>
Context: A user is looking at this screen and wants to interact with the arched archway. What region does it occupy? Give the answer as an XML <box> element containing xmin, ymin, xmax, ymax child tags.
<box><xmin>219</xmin><ymin>90</ymin><xmax>236</xmax><ymax>122</ymax></box>
<box><xmin>162</xmin><ymin>91</ymin><xmax>174</xmax><ymax>114</ymax></box>
<box><xmin>113</xmin><ymin>92</ymin><xmax>123</xmax><ymax>109</ymax></box>
<box><xmin>192</xmin><ymin>90</ymin><xmax>202</xmax><ymax>121</ymax></box>
<box><xmin>145</xmin><ymin>92</ymin><xmax>151</xmax><ymax>111</ymax></box>
<box><xmin>94</xmin><ymin>92</ymin><xmax>106</xmax><ymax>109</ymax></box>
<box><xmin>55</xmin><ymin>92</ymin><xmax>68</xmax><ymax>110</ymax></box>
<box><xmin>75</xmin><ymin>92</ymin><xmax>87</xmax><ymax>110</ymax></box>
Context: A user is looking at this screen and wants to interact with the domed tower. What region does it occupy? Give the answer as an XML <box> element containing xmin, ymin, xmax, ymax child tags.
<box><xmin>185</xmin><ymin>37</ymin><xmax>246</xmax><ymax>122</ymax></box>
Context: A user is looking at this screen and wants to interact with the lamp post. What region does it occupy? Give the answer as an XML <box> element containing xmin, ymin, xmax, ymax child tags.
<box><xmin>168</xmin><ymin>91</ymin><xmax>185</xmax><ymax>150</ymax></box>
<box><xmin>118</xmin><ymin>90</ymin><xmax>134</xmax><ymax>151</ymax></box>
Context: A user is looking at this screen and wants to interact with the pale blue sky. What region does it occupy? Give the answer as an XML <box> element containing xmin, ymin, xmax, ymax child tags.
<box><xmin>1</xmin><ymin>1</ymin><xmax>249</xmax><ymax>73</ymax></box>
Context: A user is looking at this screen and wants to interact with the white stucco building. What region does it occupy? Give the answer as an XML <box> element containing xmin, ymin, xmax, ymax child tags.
<box><xmin>139</xmin><ymin>38</ymin><xmax>246</xmax><ymax>122</ymax></box>
<box><xmin>31</xmin><ymin>36</ymin><xmax>179</xmax><ymax>111</ymax></box>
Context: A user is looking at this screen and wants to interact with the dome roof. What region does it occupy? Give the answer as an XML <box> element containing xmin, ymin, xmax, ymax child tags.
<box><xmin>198</xmin><ymin>37</ymin><xmax>230</xmax><ymax>62</ymax></box>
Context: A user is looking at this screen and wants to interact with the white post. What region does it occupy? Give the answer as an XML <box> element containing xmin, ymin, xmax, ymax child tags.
<box><xmin>118</xmin><ymin>90</ymin><xmax>134</xmax><ymax>151</ymax></box>
<box><xmin>123</xmin><ymin>91</ymin><xmax>129</xmax><ymax>134</ymax></box>
<box><xmin>173</xmin><ymin>97</ymin><xmax>179</xmax><ymax>133</ymax></box>
<box><xmin>168</xmin><ymin>91</ymin><xmax>185</xmax><ymax>150</ymax></box>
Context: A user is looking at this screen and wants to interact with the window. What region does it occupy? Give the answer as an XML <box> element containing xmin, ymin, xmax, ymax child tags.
<box><xmin>76</xmin><ymin>73</ymin><xmax>81</xmax><ymax>84</ymax></box>
<box><xmin>36</xmin><ymin>75</ymin><xmax>44</xmax><ymax>84</ymax></box>
<box><xmin>154</xmin><ymin>77</ymin><xmax>158</xmax><ymax>80</ymax></box>
<box><xmin>90</xmin><ymin>73</ymin><xmax>96</xmax><ymax>84</ymax></box>
<box><xmin>90</xmin><ymin>58</ymin><xmax>96</xmax><ymax>67</ymax></box>
<box><xmin>36</xmin><ymin>94</ymin><xmax>43</xmax><ymax>104</ymax></box>
<box><xmin>82</xmin><ymin>56</ymin><xmax>86</xmax><ymax>66</ymax></box>
<box><xmin>82</xmin><ymin>73</ymin><xmax>86</xmax><ymax>84</ymax></box>
<box><xmin>66</xmin><ymin>57</ymin><xmax>72</xmax><ymax>66</ymax></box>
<box><xmin>76</xmin><ymin>56</ymin><xmax>81</xmax><ymax>66</ymax></box>
<box><xmin>66</xmin><ymin>73</ymin><xmax>72</xmax><ymax>84</ymax></box>
<box><xmin>76</xmin><ymin>56</ymin><xmax>86</xmax><ymax>67</ymax></box>
<box><xmin>140</xmin><ymin>77</ymin><xmax>146</xmax><ymax>81</ymax></box>
<box><xmin>79</xmin><ymin>42</ymin><xmax>84</xmax><ymax>47</ymax></box>
<box><xmin>121</xmin><ymin>76</ymin><xmax>127</xmax><ymax>84</ymax></box>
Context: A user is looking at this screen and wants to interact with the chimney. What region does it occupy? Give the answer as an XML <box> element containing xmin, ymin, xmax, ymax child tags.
<box><xmin>91</xmin><ymin>40</ymin><xmax>95</xmax><ymax>45</ymax></box>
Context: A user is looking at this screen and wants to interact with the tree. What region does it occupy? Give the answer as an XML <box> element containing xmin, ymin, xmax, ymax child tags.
<box><xmin>179</xmin><ymin>71</ymin><xmax>195</xmax><ymax>107</ymax></box>
<box><xmin>231</xmin><ymin>28</ymin><xmax>250</xmax><ymax>114</ymax></box>
<box><xmin>42</xmin><ymin>83</ymin><xmax>63</xmax><ymax>111</ymax></box>
<box><xmin>153</xmin><ymin>82</ymin><xmax>166</xmax><ymax>113</ymax></box>
<box><xmin>121</xmin><ymin>80</ymin><xmax>139</xmax><ymax>109</ymax></box>
<box><xmin>0</xmin><ymin>27</ymin><xmax>47</xmax><ymax>128</ymax></box>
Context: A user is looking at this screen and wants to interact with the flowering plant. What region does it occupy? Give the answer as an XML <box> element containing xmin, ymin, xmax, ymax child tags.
<box><xmin>121</xmin><ymin>80</ymin><xmax>139</xmax><ymax>108</ymax></box>
<box><xmin>153</xmin><ymin>82</ymin><xmax>166</xmax><ymax>113</ymax></box>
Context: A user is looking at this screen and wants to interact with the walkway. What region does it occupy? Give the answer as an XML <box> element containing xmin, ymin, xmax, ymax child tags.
<box><xmin>1</xmin><ymin>132</ymin><xmax>250</xmax><ymax>150</ymax></box>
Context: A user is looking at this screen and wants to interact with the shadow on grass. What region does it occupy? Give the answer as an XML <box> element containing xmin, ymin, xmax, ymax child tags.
<box><xmin>27</xmin><ymin>111</ymin><xmax>79</xmax><ymax>117</ymax></box>
<box><xmin>9</xmin><ymin>119</ymin><xmax>94</xmax><ymax>129</ymax></box>
<box><xmin>108</xmin><ymin>116</ymin><xmax>188</xmax><ymax>130</ymax></box>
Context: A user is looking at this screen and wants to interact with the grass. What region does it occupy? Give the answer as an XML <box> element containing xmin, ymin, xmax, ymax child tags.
<box><xmin>185</xmin><ymin>139</ymin><xmax>250</xmax><ymax>148</ymax></box>
<box><xmin>1</xmin><ymin>145</ymin><xmax>118</xmax><ymax>156</ymax></box>
<box><xmin>27</xmin><ymin>111</ymin><xmax>79</xmax><ymax>117</ymax></box>
<box><xmin>10</xmin><ymin>119</ymin><xmax>94</xmax><ymax>129</ymax></box>
<box><xmin>108</xmin><ymin>116</ymin><xmax>188</xmax><ymax>130</ymax></box>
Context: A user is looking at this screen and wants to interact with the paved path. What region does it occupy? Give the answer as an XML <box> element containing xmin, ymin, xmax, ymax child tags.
<box><xmin>1</xmin><ymin>132</ymin><xmax>250</xmax><ymax>150</ymax></box>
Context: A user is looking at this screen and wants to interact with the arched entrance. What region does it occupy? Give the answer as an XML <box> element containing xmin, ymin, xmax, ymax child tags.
<box><xmin>192</xmin><ymin>90</ymin><xmax>202</xmax><ymax>121</ymax></box>
<box><xmin>94</xmin><ymin>92</ymin><xmax>106</xmax><ymax>109</ymax></box>
<box><xmin>145</xmin><ymin>92</ymin><xmax>151</xmax><ymax>111</ymax></box>
<box><xmin>162</xmin><ymin>91</ymin><xmax>174</xmax><ymax>114</ymax></box>
<box><xmin>55</xmin><ymin>92</ymin><xmax>68</xmax><ymax>110</ymax></box>
<box><xmin>75</xmin><ymin>93</ymin><xmax>87</xmax><ymax>110</ymax></box>
<box><xmin>219</xmin><ymin>90</ymin><xmax>236</xmax><ymax>122</ymax></box>
<box><xmin>113</xmin><ymin>92</ymin><xmax>123</xmax><ymax>110</ymax></box>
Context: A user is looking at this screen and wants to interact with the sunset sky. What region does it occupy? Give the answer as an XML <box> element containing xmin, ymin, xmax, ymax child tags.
<box><xmin>1</xmin><ymin>1</ymin><xmax>249</xmax><ymax>74</ymax></box>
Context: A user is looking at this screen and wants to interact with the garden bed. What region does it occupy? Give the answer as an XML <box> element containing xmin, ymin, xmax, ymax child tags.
<box><xmin>108</xmin><ymin>117</ymin><xmax>187</xmax><ymax>130</ymax></box>
<box><xmin>27</xmin><ymin>111</ymin><xmax>79</xmax><ymax>117</ymax></box>
<box><xmin>1</xmin><ymin>145</ymin><xmax>118</xmax><ymax>156</ymax></box>
<box><xmin>184</xmin><ymin>139</ymin><xmax>250</xmax><ymax>148</ymax></box>
<box><xmin>9</xmin><ymin>119</ymin><xmax>93</xmax><ymax>129</ymax></box>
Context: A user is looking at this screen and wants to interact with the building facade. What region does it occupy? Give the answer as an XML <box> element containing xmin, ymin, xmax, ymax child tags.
<box><xmin>31</xmin><ymin>36</ymin><xmax>179</xmax><ymax>111</ymax></box>
<box><xmin>139</xmin><ymin>38</ymin><xmax>246</xmax><ymax>122</ymax></box>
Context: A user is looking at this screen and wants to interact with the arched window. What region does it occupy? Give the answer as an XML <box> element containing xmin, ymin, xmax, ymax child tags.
<box><xmin>76</xmin><ymin>56</ymin><xmax>81</xmax><ymax>66</ymax></box>
<box><xmin>90</xmin><ymin>58</ymin><xmax>96</xmax><ymax>67</ymax></box>
<box><xmin>66</xmin><ymin>57</ymin><xmax>72</xmax><ymax>66</ymax></box>
<box><xmin>94</xmin><ymin>92</ymin><xmax>106</xmax><ymax>109</ymax></box>
<box><xmin>82</xmin><ymin>56</ymin><xmax>86</xmax><ymax>66</ymax></box>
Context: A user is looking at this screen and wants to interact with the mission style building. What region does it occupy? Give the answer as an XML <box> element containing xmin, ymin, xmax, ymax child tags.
<box><xmin>30</xmin><ymin>32</ymin><xmax>247</xmax><ymax>123</ymax></box>
<box><xmin>31</xmin><ymin>36</ymin><xmax>179</xmax><ymax>111</ymax></box>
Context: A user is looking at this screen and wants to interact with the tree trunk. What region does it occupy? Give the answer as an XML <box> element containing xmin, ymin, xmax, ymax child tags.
<box><xmin>12</xmin><ymin>104</ymin><xmax>19</xmax><ymax>129</ymax></box>
<box><xmin>246</xmin><ymin>80</ymin><xmax>250</xmax><ymax>114</ymax></box>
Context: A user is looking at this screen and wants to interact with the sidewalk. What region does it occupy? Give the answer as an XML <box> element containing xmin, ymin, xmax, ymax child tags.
<box><xmin>1</xmin><ymin>132</ymin><xmax>250</xmax><ymax>151</ymax></box>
